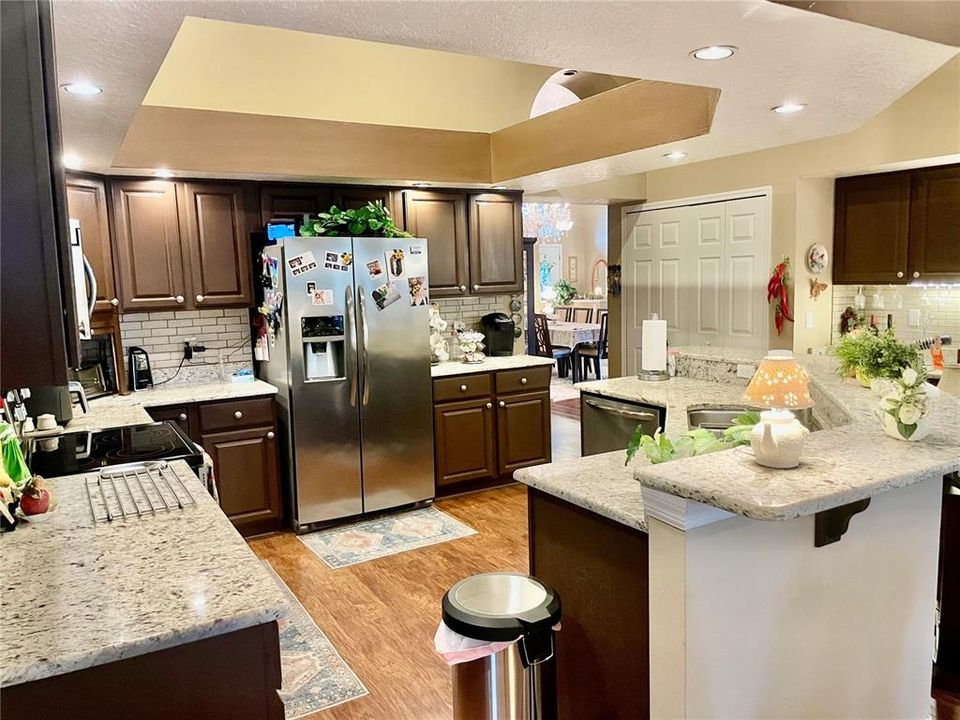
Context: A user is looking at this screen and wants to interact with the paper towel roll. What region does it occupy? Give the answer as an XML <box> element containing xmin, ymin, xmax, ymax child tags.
<box><xmin>642</xmin><ymin>319</ymin><xmax>668</xmax><ymax>372</ymax></box>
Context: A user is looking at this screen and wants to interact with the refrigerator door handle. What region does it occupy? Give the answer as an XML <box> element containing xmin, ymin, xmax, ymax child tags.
<box><xmin>358</xmin><ymin>285</ymin><xmax>370</xmax><ymax>406</ymax></box>
<box><xmin>345</xmin><ymin>285</ymin><xmax>357</xmax><ymax>407</ymax></box>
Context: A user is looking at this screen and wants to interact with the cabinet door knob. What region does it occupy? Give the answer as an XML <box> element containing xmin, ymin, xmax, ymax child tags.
<box><xmin>110</xmin><ymin>297</ymin><xmax>119</xmax><ymax>306</ymax></box>
<box><xmin>459</xmin><ymin>285</ymin><xmax>467</xmax><ymax>292</ymax></box>
<box><xmin>175</xmin><ymin>295</ymin><xmax>185</xmax><ymax>303</ymax></box>
<box><xmin>266</xmin><ymin>431</ymin><xmax>275</xmax><ymax>439</ymax></box>
<box><xmin>196</xmin><ymin>294</ymin><xmax>204</xmax><ymax>303</ymax></box>
<box><xmin>473</xmin><ymin>284</ymin><xmax>480</xmax><ymax>291</ymax></box>
<box><xmin>499</xmin><ymin>400</ymin><xmax>506</xmax><ymax>408</ymax></box>
<box><xmin>485</xmin><ymin>402</ymin><xmax>492</xmax><ymax>409</ymax></box>
<box><xmin>234</xmin><ymin>410</ymin><xmax>243</xmax><ymax>419</ymax></box>
<box><xmin>520</xmin><ymin>377</ymin><xmax>528</xmax><ymax>385</ymax></box>
<box><xmin>178</xmin><ymin>413</ymin><xmax>187</xmax><ymax>421</ymax></box>
<box><xmin>912</xmin><ymin>271</ymin><xmax>920</xmax><ymax>278</ymax></box>
<box><xmin>460</xmin><ymin>384</ymin><xmax>468</xmax><ymax>392</ymax></box>
<box><xmin>897</xmin><ymin>271</ymin><xmax>904</xmax><ymax>278</ymax></box>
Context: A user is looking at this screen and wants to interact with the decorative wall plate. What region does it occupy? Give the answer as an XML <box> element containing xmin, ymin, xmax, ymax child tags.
<box><xmin>805</xmin><ymin>243</ymin><xmax>829</xmax><ymax>275</ymax></box>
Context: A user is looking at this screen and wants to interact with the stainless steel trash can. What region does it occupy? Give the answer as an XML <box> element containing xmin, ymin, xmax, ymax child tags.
<box><xmin>443</xmin><ymin>572</ymin><xmax>561</xmax><ymax>720</ymax></box>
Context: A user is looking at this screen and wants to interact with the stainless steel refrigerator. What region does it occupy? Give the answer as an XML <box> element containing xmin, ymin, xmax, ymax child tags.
<box><xmin>260</xmin><ymin>235</ymin><xmax>434</xmax><ymax>531</ymax></box>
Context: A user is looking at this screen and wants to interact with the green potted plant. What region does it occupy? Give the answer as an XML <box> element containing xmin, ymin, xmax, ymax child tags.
<box><xmin>299</xmin><ymin>201</ymin><xmax>411</xmax><ymax>238</ymax></box>
<box><xmin>554</xmin><ymin>279</ymin><xmax>578</xmax><ymax>307</ymax></box>
<box><xmin>832</xmin><ymin>328</ymin><xmax>922</xmax><ymax>387</ymax></box>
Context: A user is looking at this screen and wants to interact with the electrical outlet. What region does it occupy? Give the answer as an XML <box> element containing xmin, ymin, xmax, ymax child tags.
<box><xmin>908</xmin><ymin>309</ymin><xmax>921</xmax><ymax>327</ymax></box>
<box><xmin>805</xmin><ymin>311</ymin><xmax>815</xmax><ymax>329</ymax></box>
<box><xmin>736</xmin><ymin>363</ymin><xmax>756</xmax><ymax>379</ymax></box>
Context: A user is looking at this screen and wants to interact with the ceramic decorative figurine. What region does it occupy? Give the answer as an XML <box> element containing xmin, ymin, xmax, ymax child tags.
<box><xmin>872</xmin><ymin>366</ymin><xmax>934</xmax><ymax>442</ymax></box>
<box><xmin>457</xmin><ymin>331</ymin><xmax>486</xmax><ymax>364</ymax></box>
<box><xmin>750</xmin><ymin>409</ymin><xmax>810</xmax><ymax>469</ymax></box>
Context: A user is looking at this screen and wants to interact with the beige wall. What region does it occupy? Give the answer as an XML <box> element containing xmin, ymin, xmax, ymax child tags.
<box><xmin>557</xmin><ymin>205</ymin><xmax>608</xmax><ymax>292</ymax></box>
<box><xmin>607</xmin><ymin>202</ymin><xmax>632</xmax><ymax>377</ymax></box>
<box><xmin>608</xmin><ymin>56</ymin><xmax>960</xmax><ymax>360</ymax></box>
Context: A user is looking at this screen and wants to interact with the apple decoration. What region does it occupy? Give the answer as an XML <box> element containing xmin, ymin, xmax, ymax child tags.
<box><xmin>20</xmin><ymin>476</ymin><xmax>51</xmax><ymax>516</ymax></box>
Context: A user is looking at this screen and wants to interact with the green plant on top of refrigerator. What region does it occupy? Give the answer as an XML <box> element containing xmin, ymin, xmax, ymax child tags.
<box><xmin>299</xmin><ymin>201</ymin><xmax>412</xmax><ymax>238</ymax></box>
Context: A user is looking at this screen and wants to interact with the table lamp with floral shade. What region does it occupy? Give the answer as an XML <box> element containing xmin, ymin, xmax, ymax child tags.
<box><xmin>742</xmin><ymin>351</ymin><xmax>814</xmax><ymax>469</ymax></box>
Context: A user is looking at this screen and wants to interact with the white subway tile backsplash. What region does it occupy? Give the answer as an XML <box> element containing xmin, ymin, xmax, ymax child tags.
<box><xmin>141</xmin><ymin>320</ymin><xmax>168</xmax><ymax>329</ymax></box>
<box><xmin>832</xmin><ymin>284</ymin><xmax>960</xmax><ymax>349</ymax></box>
<box><xmin>147</xmin><ymin>311</ymin><xmax>176</xmax><ymax>321</ymax></box>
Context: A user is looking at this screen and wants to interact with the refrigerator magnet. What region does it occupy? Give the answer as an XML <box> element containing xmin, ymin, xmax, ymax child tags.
<box><xmin>387</xmin><ymin>249</ymin><xmax>405</xmax><ymax>278</ymax></box>
<box><xmin>288</xmin><ymin>251</ymin><xmax>318</xmax><ymax>276</ymax></box>
<box><xmin>409</xmin><ymin>245</ymin><xmax>424</xmax><ymax>255</ymax></box>
<box><xmin>408</xmin><ymin>276</ymin><xmax>428</xmax><ymax>306</ymax></box>
<box><xmin>305</xmin><ymin>281</ymin><xmax>316</xmax><ymax>295</ymax></box>
<box><xmin>372</xmin><ymin>281</ymin><xmax>401</xmax><ymax>311</ymax></box>
<box><xmin>324</xmin><ymin>252</ymin><xmax>339</xmax><ymax>264</ymax></box>
<box><xmin>312</xmin><ymin>289</ymin><xmax>334</xmax><ymax>306</ymax></box>
<box><xmin>340</xmin><ymin>252</ymin><xmax>353</xmax><ymax>268</ymax></box>
<box><xmin>366</xmin><ymin>259</ymin><xmax>384</xmax><ymax>279</ymax></box>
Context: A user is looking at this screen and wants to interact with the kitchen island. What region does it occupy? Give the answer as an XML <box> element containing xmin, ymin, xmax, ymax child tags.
<box><xmin>517</xmin><ymin>348</ymin><xmax>960</xmax><ymax>719</ymax></box>
<box><xmin>0</xmin><ymin>460</ymin><xmax>288</xmax><ymax>720</ymax></box>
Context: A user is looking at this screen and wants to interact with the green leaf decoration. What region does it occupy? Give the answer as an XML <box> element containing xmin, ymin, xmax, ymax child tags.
<box><xmin>897</xmin><ymin>421</ymin><xmax>917</xmax><ymax>439</ymax></box>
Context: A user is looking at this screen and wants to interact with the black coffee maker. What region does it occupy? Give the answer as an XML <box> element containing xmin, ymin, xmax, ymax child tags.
<box><xmin>480</xmin><ymin>313</ymin><xmax>515</xmax><ymax>357</ymax></box>
<box><xmin>128</xmin><ymin>346</ymin><xmax>154</xmax><ymax>390</ymax></box>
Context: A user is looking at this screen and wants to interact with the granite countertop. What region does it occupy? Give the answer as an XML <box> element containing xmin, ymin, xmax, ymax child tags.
<box><xmin>431</xmin><ymin>355</ymin><xmax>556</xmax><ymax>378</ymax></box>
<box><xmin>0</xmin><ymin>460</ymin><xmax>288</xmax><ymax>686</ymax></box>
<box><xmin>66</xmin><ymin>379</ymin><xmax>278</xmax><ymax>432</ymax></box>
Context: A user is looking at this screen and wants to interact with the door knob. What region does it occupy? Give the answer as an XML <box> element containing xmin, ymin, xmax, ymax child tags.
<box><xmin>196</xmin><ymin>294</ymin><xmax>204</xmax><ymax>303</ymax></box>
<box><xmin>460</xmin><ymin>384</ymin><xmax>468</xmax><ymax>392</ymax></box>
<box><xmin>459</xmin><ymin>285</ymin><xmax>467</xmax><ymax>292</ymax></box>
<box><xmin>912</xmin><ymin>271</ymin><xmax>920</xmax><ymax>278</ymax></box>
<box><xmin>178</xmin><ymin>413</ymin><xmax>187</xmax><ymax>421</ymax></box>
<box><xmin>897</xmin><ymin>271</ymin><xmax>904</xmax><ymax>279</ymax></box>
<box><xmin>234</xmin><ymin>410</ymin><xmax>243</xmax><ymax>419</ymax></box>
<box><xmin>485</xmin><ymin>402</ymin><xmax>492</xmax><ymax>409</ymax></box>
<box><xmin>110</xmin><ymin>297</ymin><xmax>119</xmax><ymax>306</ymax></box>
<box><xmin>175</xmin><ymin>295</ymin><xmax>184</xmax><ymax>303</ymax></box>
<box><xmin>473</xmin><ymin>284</ymin><xmax>480</xmax><ymax>291</ymax></box>
<box><xmin>520</xmin><ymin>377</ymin><xmax>528</xmax><ymax>385</ymax></box>
<box><xmin>498</xmin><ymin>401</ymin><xmax>505</xmax><ymax>408</ymax></box>
<box><xmin>266</xmin><ymin>431</ymin><xmax>275</xmax><ymax>439</ymax></box>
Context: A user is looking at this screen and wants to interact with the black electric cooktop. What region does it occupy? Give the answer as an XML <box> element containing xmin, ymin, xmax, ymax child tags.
<box><xmin>28</xmin><ymin>422</ymin><xmax>203</xmax><ymax>479</ymax></box>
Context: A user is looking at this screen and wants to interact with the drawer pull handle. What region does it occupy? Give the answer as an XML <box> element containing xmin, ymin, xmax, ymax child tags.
<box><xmin>234</xmin><ymin>410</ymin><xmax>243</xmax><ymax>419</ymax></box>
<box><xmin>897</xmin><ymin>271</ymin><xmax>904</xmax><ymax>278</ymax></box>
<box><xmin>267</xmin><ymin>431</ymin><xmax>275</xmax><ymax>439</ymax></box>
<box><xmin>178</xmin><ymin>413</ymin><xmax>187</xmax><ymax>421</ymax></box>
<box><xmin>584</xmin><ymin>397</ymin><xmax>657</xmax><ymax>420</ymax></box>
<box><xmin>459</xmin><ymin>285</ymin><xmax>467</xmax><ymax>292</ymax></box>
<box><xmin>175</xmin><ymin>295</ymin><xmax>185</xmax><ymax>303</ymax></box>
<box><xmin>110</xmin><ymin>297</ymin><xmax>119</xmax><ymax>306</ymax></box>
<box><xmin>485</xmin><ymin>402</ymin><xmax>492</xmax><ymax>409</ymax></box>
<box><xmin>499</xmin><ymin>401</ymin><xmax>506</xmax><ymax>408</ymax></box>
<box><xmin>196</xmin><ymin>294</ymin><xmax>204</xmax><ymax>303</ymax></box>
<box><xmin>460</xmin><ymin>384</ymin><xmax>468</xmax><ymax>392</ymax></box>
<box><xmin>520</xmin><ymin>377</ymin><xmax>527</xmax><ymax>385</ymax></box>
<box><xmin>473</xmin><ymin>284</ymin><xmax>480</xmax><ymax>291</ymax></box>
<box><xmin>913</xmin><ymin>271</ymin><xmax>920</xmax><ymax>278</ymax></box>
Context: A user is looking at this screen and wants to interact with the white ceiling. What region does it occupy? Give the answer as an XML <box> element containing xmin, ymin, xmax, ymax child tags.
<box><xmin>52</xmin><ymin>0</ymin><xmax>958</xmax><ymax>193</ymax></box>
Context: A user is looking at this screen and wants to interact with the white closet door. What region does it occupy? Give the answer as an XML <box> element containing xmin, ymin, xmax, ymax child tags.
<box><xmin>688</xmin><ymin>204</ymin><xmax>725</xmax><ymax>347</ymax></box>
<box><xmin>724</xmin><ymin>196</ymin><xmax>768</xmax><ymax>350</ymax></box>
<box><xmin>623</xmin><ymin>211</ymin><xmax>654</xmax><ymax>376</ymax></box>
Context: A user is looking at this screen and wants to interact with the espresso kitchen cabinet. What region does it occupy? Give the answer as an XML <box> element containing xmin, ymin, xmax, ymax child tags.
<box><xmin>432</xmin><ymin>365</ymin><xmax>551</xmax><ymax>495</ymax></box>
<box><xmin>333</xmin><ymin>186</ymin><xmax>401</xmax><ymax>216</ymax></box>
<box><xmin>468</xmin><ymin>193</ymin><xmax>524</xmax><ymax>294</ymax></box>
<box><xmin>259</xmin><ymin>184</ymin><xmax>332</xmax><ymax>226</ymax></box>
<box><xmin>178</xmin><ymin>182</ymin><xmax>255</xmax><ymax>308</ymax></box>
<box><xmin>66</xmin><ymin>175</ymin><xmax>119</xmax><ymax>313</ymax></box>
<box><xmin>909</xmin><ymin>165</ymin><xmax>960</xmax><ymax>281</ymax></box>
<box><xmin>404</xmin><ymin>190</ymin><xmax>470</xmax><ymax>297</ymax></box>
<box><xmin>147</xmin><ymin>404</ymin><xmax>195</xmax><ymax>440</ymax></box>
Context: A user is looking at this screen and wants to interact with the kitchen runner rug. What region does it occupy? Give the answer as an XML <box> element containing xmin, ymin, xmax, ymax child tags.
<box><xmin>265</xmin><ymin>562</ymin><xmax>368</xmax><ymax>718</ymax></box>
<box><xmin>298</xmin><ymin>506</ymin><xmax>477</xmax><ymax>569</ymax></box>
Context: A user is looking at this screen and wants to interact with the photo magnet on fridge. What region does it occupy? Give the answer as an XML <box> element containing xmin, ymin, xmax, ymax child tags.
<box><xmin>305</xmin><ymin>281</ymin><xmax>316</xmax><ymax>295</ymax></box>
<box><xmin>408</xmin><ymin>276</ymin><xmax>428</xmax><ymax>306</ymax></box>
<box><xmin>366</xmin><ymin>259</ymin><xmax>384</xmax><ymax>279</ymax></box>
<box><xmin>288</xmin><ymin>251</ymin><xmax>318</xmax><ymax>276</ymax></box>
<box><xmin>409</xmin><ymin>245</ymin><xmax>424</xmax><ymax>255</ymax></box>
<box><xmin>387</xmin><ymin>249</ymin><xmax>405</xmax><ymax>279</ymax></box>
<box><xmin>311</xmin><ymin>289</ymin><xmax>334</xmax><ymax>306</ymax></box>
<box><xmin>340</xmin><ymin>252</ymin><xmax>353</xmax><ymax>268</ymax></box>
<box><xmin>324</xmin><ymin>252</ymin><xmax>339</xmax><ymax>263</ymax></box>
<box><xmin>372</xmin><ymin>281</ymin><xmax>401</xmax><ymax>311</ymax></box>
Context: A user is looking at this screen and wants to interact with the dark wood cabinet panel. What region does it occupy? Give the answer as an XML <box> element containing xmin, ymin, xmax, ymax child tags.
<box><xmin>333</xmin><ymin>186</ymin><xmax>399</xmax><ymax>214</ymax></box>
<box><xmin>496</xmin><ymin>389</ymin><xmax>551</xmax><ymax>476</ymax></box>
<box><xmin>111</xmin><ymin>179</ymin><xmax>187</xmax><ymax>311</ymax></box>
<box><xmin>147</xmin><ymin>404</ymin><xmax>197</xmax><ymax>442</ymax></box>
<box><xmin>66</xmin><ymin>175</ymin><xmax>118</xmax><ymax>313</ymax></box>
<box><xmin>833</xmin><ymin>172</ymin><xmax>912</xmax><ymax>284</ymax></box>
<box><xmin>201</xmin><ymin>424</ymin><xmax>282</xmax><ymax>536</ymax></box>
<box><xmin>468</xmin><ymin>193</ymin><xmax>523</xmax><ymax>294</ymax></box>
<box><xmin>259</xmin><ymin>184</ymin><xmax>332</xmax><ymax>227</ymax></box>
<box><xmin>434</xmin><ymin>397</ymin><xmax>497</xmax><ymax>488</ymax></box>
<box><xmin>404</xmin><ymin>190</ymin><xmax>469</xmax><ymax>298</ymax></box>
<box><xmin>909</xmin><ymin>164</ymin><xmax>960</xmax><ymax>281</ymax></box>
<box><xmin>178</xmin><ymin>182</ymin><xmax>254</xmax><ymax>308</ymax></box>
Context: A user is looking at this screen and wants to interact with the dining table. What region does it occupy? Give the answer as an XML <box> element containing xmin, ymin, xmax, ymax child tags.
<box><xmin>548</xmin><ymin>321</ymin><xmax>601</xmax><ymax>350</ymax></box>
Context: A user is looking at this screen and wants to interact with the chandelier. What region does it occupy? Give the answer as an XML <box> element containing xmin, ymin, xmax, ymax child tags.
<box><xmin>522</xmin><ymin>202</ymin><xmax>574</xmax><ymax>241</ymax></box>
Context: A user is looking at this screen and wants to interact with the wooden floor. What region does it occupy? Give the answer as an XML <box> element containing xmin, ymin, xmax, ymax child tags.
<box><xmin>248</xmin><ymin>485</ymin><xmax>530</xmax><ymax>720</ymax></box>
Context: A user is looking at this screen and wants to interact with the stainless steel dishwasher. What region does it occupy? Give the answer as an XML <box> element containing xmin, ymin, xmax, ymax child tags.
<box><xmin>580</xmin><ymin>393</ymin><xmax>664</xmax><ymax>456</ymax></box>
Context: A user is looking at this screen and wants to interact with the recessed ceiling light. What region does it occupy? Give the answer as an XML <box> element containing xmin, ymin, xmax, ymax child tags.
<box><xmin>561</xmin><ymin>69</ymin><xmax>578</xmax><ymax>77</ymax></box>
<box><xmin>492</xmin><ymin>185</ymin><xmax>508</xmax><ymax>190</ymax></box>
<box><xmin>691</xmin><ymin>45</ymin><xmax>737</xmax><ymax>61</ymax></box>
<box><xmin>772</xmin><ymin>103</ymin><xmax>807</xmax><ymax>114</ymax></box>
<box><xmin>412</xmin><ymin>182</ymin><xmax>431</xmax><ymax>188</ymax></box>
<box><xmin>154</xmin><ymin>168</ymin><xmax>174</xmax><ymax>179</ymax></box>
<box><xmin>63</xmin><ymin>153</ymin><xmax>82</xmax><ymax>170</ymax></box>
<box><xmin>663</xmin><ymin>151</ymin><xmax>687</xmax><ymax>160</ymax></box>
<box><xmin>61</xmin><ymin>82</ymin><xmax>102</xmax><ymax>96</ymax></box>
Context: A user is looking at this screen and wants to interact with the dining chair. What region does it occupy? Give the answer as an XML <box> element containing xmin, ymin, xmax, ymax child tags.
<box><xmin>554</xmin><ymin>306</ymin><xmax>573</xmax><ymax>322</ymax></box>
<box><xmin>534</xmin><ymin>313</ymin><xmax>572</xmax><ymax>378</ymax></box>
<box><xmin>574</xmin><ymin>310</ymin><xmax>608</xmax><ymax>381</ymax></box>
<box><xmin>570</xmin><ymin>307</ymin><xmax>593</xmax><ymax>324</ymax></box>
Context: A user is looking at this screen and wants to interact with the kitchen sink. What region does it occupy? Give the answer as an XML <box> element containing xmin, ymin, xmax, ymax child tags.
<box><xmin>687</xmin><ymin>405</ymin><xmax>819</xmax><ymax>433</ymax></box>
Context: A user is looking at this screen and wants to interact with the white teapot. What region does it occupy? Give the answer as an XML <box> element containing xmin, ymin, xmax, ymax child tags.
<box><xmin>750</xmin><ymin>409</ymin><xmax>810</xmax><ymax>469</ymax></box>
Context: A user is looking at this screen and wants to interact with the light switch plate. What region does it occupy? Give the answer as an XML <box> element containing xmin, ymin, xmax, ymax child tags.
<box><xmin>908</xmin><ymin>309</ymin><xmax>921</xmax><ymax>327</ymax></box>
<box><xmin>805</xmin><ymin>311</ymin><xmax>815</xmax><ymax>328</ymax></box>
<box><xmin>736</xmin><ymin>363</ymin><xmax>756</xmax><ymax>379</ymax></box>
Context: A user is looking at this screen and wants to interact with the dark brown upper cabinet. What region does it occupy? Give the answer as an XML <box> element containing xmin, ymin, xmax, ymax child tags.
<box><xmin>178</xmin><ymin>182</ymin><xmax>255</xmax><ymax>308</ymax></box>
<box><xmin>468</xmin><ymin>193</ymin><xmax>523</xmax><ymax>294</ymax></box>
<box><xmin>909</xmin><ymin>164</ymin><xmax>960</xmax><ymax>281</ymax></box>
<box><xmin>111</xmin><ymin>179</ymin><xmax>187</xmax><ymax>312</ymax></box>
<box><xmin>259</xmin><ymin>184</ymin><xmax>332</xmax><ymax>227</ymax></box>
<box><xmin>333</xmin><ymin>186</ymin><xmax>401</xmax><ymax>216</ymax></box>
<box><xmin>833</xmin><ymin>171</ymin><xmax>911</xmax><ymax>284</ymax></box>
<box><xmin>66</xmin><ymin>175</ymin><xmax>119</xmax><ymax>313</ymax></box>
<box><xmin>833</xmin><ymin>164</ymin><xmax>960</xmax><ymax>285</ymax></box>
<box><xmin>404</xmin><ymin>190</ymin><xmax>470</xmax><ymax>297</ymax></box>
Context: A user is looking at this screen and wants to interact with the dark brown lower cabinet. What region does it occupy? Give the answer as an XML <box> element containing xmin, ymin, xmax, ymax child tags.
<box><xmin>433</xmin><ymin>368</ymin><xmax>552</xmax><ymax>495</ymax></box>
<box><xmin>528</xmin><ymin>488</ymin><xmax>650</xmax><ymax>720</ymax></box>
<box><xmin>147</xmin><ymin>403</ymin><xmax>194</xmax><ymax>439</ymax></box>
<box><xmin>1</xmin><ymin>622</ymin><xmax>283</xmax><ymax>720</ymax></box>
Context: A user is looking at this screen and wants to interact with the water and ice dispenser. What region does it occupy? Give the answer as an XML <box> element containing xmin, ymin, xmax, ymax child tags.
<box><xmin>301</xmin><ymin>316</ymin><xmax>346</xmax><ymax>381</ymax></box>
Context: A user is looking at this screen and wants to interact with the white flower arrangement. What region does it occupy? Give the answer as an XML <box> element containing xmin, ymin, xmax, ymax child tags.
<box><xmin>872</xmin><ymin>366</ymin><xmax>933</xmax><ymax>441</ymax></box>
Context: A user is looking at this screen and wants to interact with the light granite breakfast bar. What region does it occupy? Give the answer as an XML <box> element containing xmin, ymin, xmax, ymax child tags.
<box><xmin>430</xmin><ymin>354</ymin><xmax>556</xmax><ymax>378</ymax></box>
<box><xmin>0</xmin><ymin>460</ymin><xmax>288</xmax><ymax>719</ymax></box>
<box><xmin>517</xmin><ymin>347</ymin><xmax>960</xmax><ymax>719</ymax></box>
